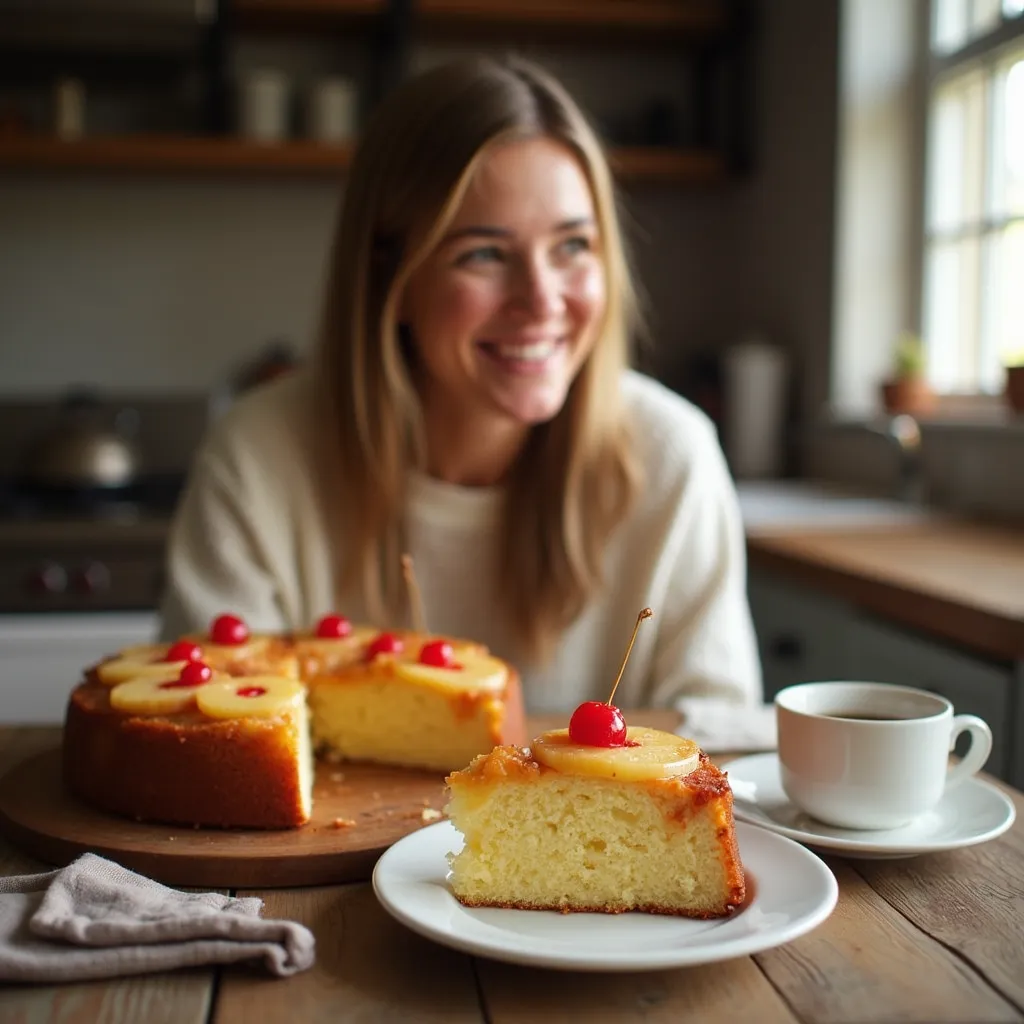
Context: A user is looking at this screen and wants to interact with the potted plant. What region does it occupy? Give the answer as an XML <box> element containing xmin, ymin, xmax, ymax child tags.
<box><xmin>1004</xmin><ymin>350</ymin><xmax>1024</xmax><ymax>414</ymax></box>
<box><xmin>880</xmin><ymin>331</ymin><xmax>936</xmax><ymax>417</ymax></box>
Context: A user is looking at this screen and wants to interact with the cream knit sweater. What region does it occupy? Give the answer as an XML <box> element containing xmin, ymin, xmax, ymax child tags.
<box><xmin>160</xmin><ymin>369</ymin><xmax>762</xmax><ymax>715</ymax></box>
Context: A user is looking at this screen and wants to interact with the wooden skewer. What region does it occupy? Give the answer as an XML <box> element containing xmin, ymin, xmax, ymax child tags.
<box><xmin>401</xmin><ymin>554</ymin><xmax>428</xmax><ymax>634</ymax></box>
<box><xmin>606</xmin><ymin>607</ymin><xmax>653</xmax><ymax>706</ymax></box>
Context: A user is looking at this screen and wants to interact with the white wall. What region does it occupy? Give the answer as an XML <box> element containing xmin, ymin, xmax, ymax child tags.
<box><xmin>0</xmin><ymin>176</ymin><xmax>339</xmax><ymax>393</ymax></box>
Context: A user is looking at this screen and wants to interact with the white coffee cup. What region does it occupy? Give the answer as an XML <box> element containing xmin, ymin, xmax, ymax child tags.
<box><xmin>775</xmin><ymin>681</ymin><xmax>993</xmax><ymax>830</ymax></box>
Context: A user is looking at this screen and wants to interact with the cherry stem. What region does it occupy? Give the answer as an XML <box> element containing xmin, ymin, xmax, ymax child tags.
<box><xmin>401</xmin><ymin>554</ymin><xmax>428</xmax><ymax>635</ymax></box>
<box><xmin>606</xmin><ymin>607</ymin><xmax>654</xmax><ymax>706</ymax></box>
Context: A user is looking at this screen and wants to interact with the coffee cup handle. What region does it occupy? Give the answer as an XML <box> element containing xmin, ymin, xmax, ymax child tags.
<box><xmin>945</xmin><ymin>714</ymin><xmax>993</xmax><ymax>789</ymax></box>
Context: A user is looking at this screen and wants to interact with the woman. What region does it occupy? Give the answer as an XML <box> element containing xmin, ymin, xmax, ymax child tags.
<box><xmin>160</xmin><ymin>56</ymin><xmax>761</xmax><ymax>715</ymax></box>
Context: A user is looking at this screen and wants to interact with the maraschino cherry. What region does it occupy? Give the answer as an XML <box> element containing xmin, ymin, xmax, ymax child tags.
<box><xmin>160</xmin><ymin>661</ymin><xmax>213</xmax><ymax>689</ymax></box>
<box><xmin>419</xmin><ymin>640</ymin><xmax>459</xmax><ymax>669</ymax></box>
<box><xmin>164</xmin><ymin>640</ymin><xmax>202</xmax><ymax>663</ymax></box>
<box><xmin>366</xmin><ymin>632</ymin><xmax>404</xmax><ymax>660</ymax></box>
<box><xmin>316</xmin><ymin>613</ymin><xmax>352</xmax><ymax>639</ymax></box>
<box><xmin>210</xmin><ymin>613</ymin><xmax>249</xmax><ymax>646</ymax></box>
<box><xmin>568</xmin><ymin>607</ymin><xmax>653</xmax><ymax>748</ymax></box>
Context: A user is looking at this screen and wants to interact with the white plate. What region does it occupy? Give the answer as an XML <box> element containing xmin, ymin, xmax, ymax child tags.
<box><xmin>372</xmin><ymin>819</ymin><xmax>837</xmax><ymax>971</ymax></box>
<box><xmin>727</xmin><ymin>752</ymin><xmax>1017</xmax><ymax>859</ymax></box>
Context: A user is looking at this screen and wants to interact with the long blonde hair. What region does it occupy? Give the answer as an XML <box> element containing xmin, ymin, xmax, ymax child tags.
<box><xmin>315</xmin><ymin>56</ymin><xmax>643</xmax><ymax>662</ymax></box>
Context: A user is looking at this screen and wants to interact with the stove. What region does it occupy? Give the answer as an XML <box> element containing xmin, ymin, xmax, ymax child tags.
<box><xmin>0</xmin><ymin>476</ymin><xmax>184</xmax><ymax>614</ymax></box>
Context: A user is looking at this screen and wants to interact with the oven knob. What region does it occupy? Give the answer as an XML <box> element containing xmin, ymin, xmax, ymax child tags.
<box><xmin>27</xmin><ymin>562</ymin><xmax>68</xmax><ymax>594</ymax></box>
<box><xmin>75</xmin><ymin>561</ymin><xmax>111</xmax><ymax>595</ymax></box>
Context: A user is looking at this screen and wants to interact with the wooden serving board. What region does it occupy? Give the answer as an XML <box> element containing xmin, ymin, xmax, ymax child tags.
<box><xmin>0</xmin><ymin>742</ymin><xmax>449</xmax><ymax>888</ymax></box>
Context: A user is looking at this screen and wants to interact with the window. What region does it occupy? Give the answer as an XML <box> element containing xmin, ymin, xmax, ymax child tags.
<box><xmin>922</xmin><ymin>0</ymin><xmax>1024</xmax><ymax>394</ymax></box>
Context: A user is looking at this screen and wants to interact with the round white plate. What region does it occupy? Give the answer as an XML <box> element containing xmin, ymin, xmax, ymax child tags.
<box><xmin>726</xmin><ymin>752</ymin><xmax>1017</xmax><ymax>859</ymax></box>
<box><xmin>372</xmin><ymin>819</ymin><xmax>837</xmax><ymax>971</ymax></box>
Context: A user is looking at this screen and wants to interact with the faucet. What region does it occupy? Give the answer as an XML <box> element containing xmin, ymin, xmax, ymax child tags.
<box><xmin>864</xmin><ymin>414</ymin><xmax>924</xmax><ymax>503</ymax></box>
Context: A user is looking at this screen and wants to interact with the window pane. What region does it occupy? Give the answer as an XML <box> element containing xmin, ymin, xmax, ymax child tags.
<box><xmin>934</xmin><ymin>0</ymin><xmax>969</xmax><ymax>52</ymax></box>
<box><xmin>924</xmin><ymin>238</ymin><xmax>983</xmax><ymax>390</ymax></box>
<box><xmin>928</xmin><ymin>71</ymin><xmax>987</xmax><ymax>231</ymax></box>
<box><xmin>1004</xmin><ymin>0</ymin><xmax>1024</xmax><ymax>18</ymax></box>
<box><xmin>990</xmin><ymin>53</ymin><xmax>1024</xmax><ymax>218</ymax></box>
<box><xmin>970</xmin><ymin>0</ymin><xmax>1003</xmax><ymax>34</ymax></box>
<box><xmin>982</xmin><ymin>222</ymin><xmax>1024</xmax><ymax>389</ymax></box>
<box><xmin>973</xmin><ymin>0</ymin><xmax>1003</xmax><ymax>35</ymax></box>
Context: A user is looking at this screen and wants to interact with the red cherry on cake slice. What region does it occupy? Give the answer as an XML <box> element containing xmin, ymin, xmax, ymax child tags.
<box><xmin>366</xmin><ymin>632</ymin><xmax>403</xmax><ymax>660</ymax></box>
<box><xmin>419</xmin><ymin>640</ymin><xmax>460</xmax><ymax>669</ymax></box>
<box><xmin>569</xmin><ymin>701</ymin><xmax>627</xmax><ymax>746</ymax></box>
<box><xmin>564</xmin><ymin>606</ymin><xmax>654</xmax><ymax>748</ymax></box>
<box><xmin>159</xmin><ymin>661</ymin><xmax>213</xmax><ymax>689</ymax></box>
<box><xmin>315</xmin><ymin>613</ymin><xmax>353</xmax><ymax>639</ymax></box>
<box><xmin>163</xmin><ymin>640</ymin><xmax>203</xmax><ymax>663</ymax></box>
<box><xmin>210</xmin><ymin>613</ymin><xmax>250</xmax><ymax>646</ymax></box>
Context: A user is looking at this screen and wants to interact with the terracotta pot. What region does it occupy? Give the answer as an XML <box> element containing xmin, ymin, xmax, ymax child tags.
<box><xmin>880</xmin><ymin>376</ymin><xmax>936</xmax><ymax>417</ymax></box>
<box><xmin>1006</xmin><ymin>366</ymin><xmax>1024</xmax><ymax>414</ymax></box>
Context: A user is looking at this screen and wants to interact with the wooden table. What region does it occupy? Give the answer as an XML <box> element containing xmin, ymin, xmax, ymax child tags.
<box><xmin>2</xmin><ymin>717</ymin><xmax>1023</xmax><ymax>1024</ymax></box>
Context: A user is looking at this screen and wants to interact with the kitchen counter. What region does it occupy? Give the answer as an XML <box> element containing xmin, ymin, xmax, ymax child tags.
<box><xmin>737</xmin><ymin>482</ymin><xmax>1024</xmax><ymax>661</ymax></box>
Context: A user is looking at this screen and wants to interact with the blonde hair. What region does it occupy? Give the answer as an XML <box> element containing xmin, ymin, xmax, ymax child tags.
<box><xmin>315</xmin><ymin>56</ymin><xmax>643</xmax><ymax>662</ymax></box>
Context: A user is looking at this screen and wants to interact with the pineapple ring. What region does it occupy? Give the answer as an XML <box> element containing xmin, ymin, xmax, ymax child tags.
<box><xmin>110</xmin><ymin>672</ymin><xmax>216</xmax><ymax>715</ymax></box>
<box><xmin>531</xmin><ymin>726</ymin><xmax>701</xmax><ymax>781</ymax></box>
<box><xmin>393</xmin><ymin>649</ymin><xmax>508</xmax><ymax>694</ymax></box>
<box><xmin>196</xmin><ymin>676</ymin><xmax>306</xmax><ymax>720</ymax></box>
<box><xmin>96</xmin><ymin>644</ymin><xmax>185</xmax><ymax>686</ymax></box>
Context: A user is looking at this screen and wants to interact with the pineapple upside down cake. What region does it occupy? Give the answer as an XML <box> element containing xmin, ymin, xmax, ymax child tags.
<box><xmin>63</xmin><ymin>612</ymin><xmax>525</xmax><ymax>829</ymax></box>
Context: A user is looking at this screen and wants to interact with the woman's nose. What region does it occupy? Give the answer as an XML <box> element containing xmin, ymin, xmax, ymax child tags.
<box><xmin>510</xmin><ymin>258</ymin><xmax>565</xmax><ymax>320</ymax></box>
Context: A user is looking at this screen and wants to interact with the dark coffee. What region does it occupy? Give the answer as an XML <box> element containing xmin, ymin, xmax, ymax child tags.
<box><xmin>826</xmin><ymin>712</ymin><xmax>907</xmax><ymax>721</ymax></box>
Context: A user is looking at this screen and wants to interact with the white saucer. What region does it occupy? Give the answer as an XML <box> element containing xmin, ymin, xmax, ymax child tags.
<box><xmin>372</xmin><ymin>819</ymin><xmax>837</xmax><ymax>972</ymax></box>
<box><xmin>726</xmin><ymin>752</ymin><xmax>1017</xmax><ymax>859</ymax></box>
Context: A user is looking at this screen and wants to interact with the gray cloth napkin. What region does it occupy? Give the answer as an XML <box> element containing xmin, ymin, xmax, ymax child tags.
<box><xmin>0</xmin><ymin>853</ymin><xmax>315</xmax><ymax>983</ymax></box>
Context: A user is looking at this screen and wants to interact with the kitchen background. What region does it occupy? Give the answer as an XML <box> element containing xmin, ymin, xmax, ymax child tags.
<box><xmin>0</xmin><ymin>0</ymin><xmax>1021</xmax><ymax>788</ymax></box>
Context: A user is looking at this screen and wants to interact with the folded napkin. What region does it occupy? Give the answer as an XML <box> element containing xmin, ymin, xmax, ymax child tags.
<box><xmin>0</xmin><ymin>853</ymin><xmax>315</xmax><ymax>983</ymax></box>
<box><xmin>676</xmin><ymin>698</ymin><xmax>778</xmax><ymax>754</ymax></box>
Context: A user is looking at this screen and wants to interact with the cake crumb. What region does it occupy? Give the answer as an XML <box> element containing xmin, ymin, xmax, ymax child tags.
<box><xmin>330</xmin><ymin>772</ymin><xmax>345</xmax><ymax>783</ymax></box>
<box><xmin>421</xmin><ymin>808</ymin><xmax>442</xmax><ymax>823</ymax></box>
<box><xmin>332</xmin><ymin>817</ymin><xmax>357</xmax><ymax>829</ymax></box>
<box><xmin>372</xmin><ymin>791</ymin><xmax>381</xmax><ymax>800</ymax></box>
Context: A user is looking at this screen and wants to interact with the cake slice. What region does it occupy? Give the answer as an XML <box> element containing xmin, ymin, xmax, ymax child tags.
<box><xmin>445</xmin><ymin>725</ymin><xmax>746</xmax><ymax>918</ymax></box>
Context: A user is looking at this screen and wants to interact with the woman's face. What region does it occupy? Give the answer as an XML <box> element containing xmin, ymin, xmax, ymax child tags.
<box><xmin>401</xmin><ymin>136</ymin><xmax>606</xmax><ymax>430</ymax></box>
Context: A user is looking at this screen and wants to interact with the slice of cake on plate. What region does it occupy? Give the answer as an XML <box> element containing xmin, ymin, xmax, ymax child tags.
<box><xmin>444</xmin><ymin>607</ymin><xmax>745</xmax><ymax>917</ymax></box>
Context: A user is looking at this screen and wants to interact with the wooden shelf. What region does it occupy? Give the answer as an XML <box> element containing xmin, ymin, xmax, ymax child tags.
<box><xmin>233</xmin><ymin>0</ymin><xmax>386</xmax><ymax>30</ymax></box>
<box><xmin>232</xmin><ymin>0</ymin><xmax>728</xmax><ymax>40</ymax></box>
<box><xmin>0</xmin><ymin>136</ymin><xmax>729</xmax><ymax>183</ymax></box>
<box><xmin>416</xmin><ymin>0</ymin><xmax>728</xmax><ymax>38</ymax></box>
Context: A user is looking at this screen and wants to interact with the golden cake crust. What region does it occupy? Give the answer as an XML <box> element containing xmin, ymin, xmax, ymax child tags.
<box><xmin>63</xmin><ymin>674</ymin><xmax>308</xmax><ymax>829</ymax></box>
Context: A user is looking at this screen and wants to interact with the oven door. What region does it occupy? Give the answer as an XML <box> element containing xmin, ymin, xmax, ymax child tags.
<box><xmin>0</xmin><ymin>611</ymin><xmax>158</xmax><ymax>724</ymax></box>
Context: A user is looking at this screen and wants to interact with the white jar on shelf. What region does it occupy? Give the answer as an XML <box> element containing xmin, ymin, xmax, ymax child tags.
<box><xmin>306</xmin><ymin>76</ymin><xmax>357</xmax><ymax>144</ymax></box>
<box><xmin>239</xmin><ymin>69</ymin><xmax>290</xmax><ymax>143</ymax></box>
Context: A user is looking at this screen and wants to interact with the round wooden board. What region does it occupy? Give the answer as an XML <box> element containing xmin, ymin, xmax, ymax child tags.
<box><xmin>0</xmin><ymin>744</ymin><xmax>450</xmax><ymax>889</ymax></box>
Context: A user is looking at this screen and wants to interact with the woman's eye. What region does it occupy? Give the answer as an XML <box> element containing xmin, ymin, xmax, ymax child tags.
<box><xmin>557</xmin><ymin>235</ymin><xmax>592</xmax><ymax>257</ymax></box>
<box><xmin>457</xmin><ymin>246</ymin><xmax>505</xmax><ymax>266</ymax></box>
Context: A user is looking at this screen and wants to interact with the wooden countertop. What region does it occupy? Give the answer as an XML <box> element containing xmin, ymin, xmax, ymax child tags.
<box><xmin>2</xmin><ymin>717</ymin><xmax>1022</xmax><ymax>1023</ymax></box>
<box><xmin>747</xmin><ymin>520</ymin><xmax>1024</xmax><ymax>661</ymax></box>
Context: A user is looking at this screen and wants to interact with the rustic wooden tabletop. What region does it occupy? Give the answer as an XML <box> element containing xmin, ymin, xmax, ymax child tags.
<box><xmin>1</xmin><ymin>717</ymin><xmax>1022</xmax><ymax>1024</ymax></box>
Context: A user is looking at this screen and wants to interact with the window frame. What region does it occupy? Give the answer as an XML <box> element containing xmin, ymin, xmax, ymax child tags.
<box><xmin>920</xmin><ymin>1</ymin><xmax>1024</xmax><ymax>402</ymax></box>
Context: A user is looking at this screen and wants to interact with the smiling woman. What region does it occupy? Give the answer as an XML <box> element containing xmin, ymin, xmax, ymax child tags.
<box><xmin>160</xmin><ymin>56</ymin><xmax>762</xmax><ymax>717</ymax></box>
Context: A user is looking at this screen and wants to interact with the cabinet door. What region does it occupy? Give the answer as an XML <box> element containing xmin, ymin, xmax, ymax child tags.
<box><xmin>747</xmin><ymin>570</ymin><xmax>852</xmax><ymax>701</ymax></box>
<box><xmin>847</xmin><ymin>615</ymin><xmax>1012</xmax><ymax>781</ymax></box>
<box><xmin>0</xmin><ymin>612</ymin><xmax>158</xmax><ymax>724</ymax></box>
